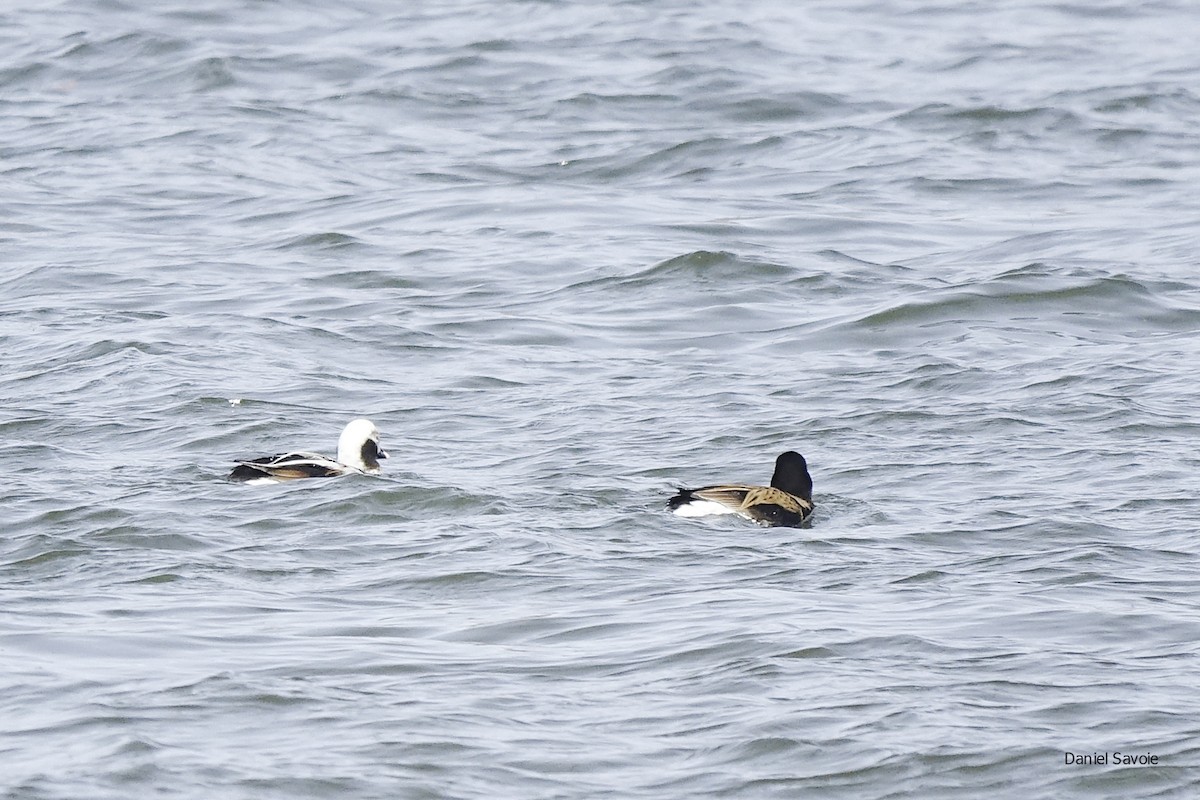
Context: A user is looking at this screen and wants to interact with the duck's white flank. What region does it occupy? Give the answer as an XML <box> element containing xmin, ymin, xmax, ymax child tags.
<box><xmin>243</xmin><ymin>475</ymin><xmax>282</xmax><ymax>486</ymax></box>
<box><xmin>671</xmin><ymin>499</ymin><xmax>738</xmax><ymax>517</ymax></box>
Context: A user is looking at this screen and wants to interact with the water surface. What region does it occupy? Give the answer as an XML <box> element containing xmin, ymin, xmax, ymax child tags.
<box><xmin>2</xmin><ymin>1</ymin><xmax>1199</xmax><ymax>798</ymax></box>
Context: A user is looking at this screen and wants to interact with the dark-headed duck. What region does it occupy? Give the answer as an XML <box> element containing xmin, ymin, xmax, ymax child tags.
<box><xmin>667</xmin><ymin>451</ymin><xmax>813</xmax><ymax>527</ymax></box>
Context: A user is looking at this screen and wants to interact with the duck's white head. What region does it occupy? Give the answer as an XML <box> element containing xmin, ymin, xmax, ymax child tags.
<box><xmin>337</xmin><ymin>418</ymin><xmax>387</xmax><ymax>473</ymax></box>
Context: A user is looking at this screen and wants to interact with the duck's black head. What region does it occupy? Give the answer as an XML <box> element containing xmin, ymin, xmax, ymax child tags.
<box><xmin>770</xmin><ymin>451</ymin><xmax>812</xmax><ymax>501</ymax></box>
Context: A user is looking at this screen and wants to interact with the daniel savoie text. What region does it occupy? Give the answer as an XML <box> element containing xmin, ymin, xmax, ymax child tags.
<box><xmin>1064</xmin><ymin>752</ymin><xmax>1159</xmax><ymax>766</ymax></box>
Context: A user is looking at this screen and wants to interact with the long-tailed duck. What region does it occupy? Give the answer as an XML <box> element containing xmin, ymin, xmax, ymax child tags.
<box><xmin>229</xmin><ymin>418</ymin><xmax>386</xmax><ymax>484</ymax></box>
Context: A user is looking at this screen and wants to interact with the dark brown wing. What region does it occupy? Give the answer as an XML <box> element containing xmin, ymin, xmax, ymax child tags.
<box><xmin>229</xmin><ymin>452</ymin><xmax>344</xmax><ymax>482</ymax></box>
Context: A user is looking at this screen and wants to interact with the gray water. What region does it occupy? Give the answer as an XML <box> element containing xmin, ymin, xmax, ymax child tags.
<box><xmin>3</xmin><ymin>1</ymin><xmax>1199</xmax><ymax>797</ymax></box>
